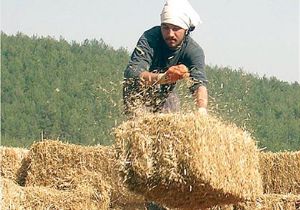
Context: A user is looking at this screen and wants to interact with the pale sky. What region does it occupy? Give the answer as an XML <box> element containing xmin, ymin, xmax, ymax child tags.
<box><xmin>1</xmin><ymin>0</ymin><xmax>299</xmax><ymax>83</ymax></box>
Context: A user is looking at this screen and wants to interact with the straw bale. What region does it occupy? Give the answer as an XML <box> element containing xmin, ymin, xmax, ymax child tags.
<box><xmin>114</xmin><ymin>112</ymin><xmax>263</xmax><ymax>209</ymax></box>
<box><xmin>235</xmin><ymin>194</ymin><xmax>300</xmax><ymax>210</ymax></box>
<box><xmin>1</xmin><ymin>178</ymin><xmax>110</xmax><ymax>210</ymax></box>
<box><xmin>259</xmin><ymin>151</ymin><xmax>300</xmax><ymax>194</ymax></box>
<box><xmin>0</xmin><ymin>146</ymin><xmax>29</xmax><ymax>182</ymax></box>
<box><xmin>25</xmin><ymin>140</ymin><xmax>144</xmax><ymax>207</ymax></box>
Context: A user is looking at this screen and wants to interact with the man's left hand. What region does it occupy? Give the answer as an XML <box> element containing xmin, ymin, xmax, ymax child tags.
<box><xmin>197</xmin><ymin>107</ymin><xmax>208</xmax><ymax>116</ymax></box>
<box><xmin>165</xmin><ymin>64</ymin><xmax>189</xmax><ymax>83</ymax></box>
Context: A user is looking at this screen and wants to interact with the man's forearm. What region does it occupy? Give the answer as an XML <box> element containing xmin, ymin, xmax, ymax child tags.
<box><xmin>194</xmin><ymin>85</ymin><xmax>208</xmax><ymax>109</ymax></box>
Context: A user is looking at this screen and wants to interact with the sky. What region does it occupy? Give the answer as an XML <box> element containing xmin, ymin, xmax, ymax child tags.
<box><xmin>1</xmin><ymin>0</ymin><xmax>299</xmax><ymax>83</ymax></box>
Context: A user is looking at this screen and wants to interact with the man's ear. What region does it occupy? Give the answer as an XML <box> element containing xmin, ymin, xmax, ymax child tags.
<box><xmin>185</xmin><ymin>26</ymin><xmax>195</xmax><ymax>35</ymax></box>
<box><xmin>189</xmin><ymin>26</ymin><xmax>195</xmax><ymax>32</ymax></box>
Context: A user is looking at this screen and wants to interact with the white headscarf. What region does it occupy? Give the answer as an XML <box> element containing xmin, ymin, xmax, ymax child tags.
<box><xmin>160</xmin><ymin>0</ymin><xmax>202</xmax><ymax>30</ymax></box>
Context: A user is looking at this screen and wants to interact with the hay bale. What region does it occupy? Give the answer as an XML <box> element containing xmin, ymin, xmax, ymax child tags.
<box><xmin>1</xmin><ymin>178</ymin><xmax>110</xmax><ymax>210</ymax></box>
<box><xmin>114</xmin><ymin>113</ymin><xmax>263</xmax><ymax>209</ymax></box>
<box><xmin>0</xmin><ymin>147</ymin><xmax>29</xmax><ymax>183</ymax></box>
<box><xmin>235</xmin><ymin>194</ymin><xmax>300</xmax><ymax>210</ymax></box>
<box><xmin>25</xmin><ymin>140</ymin><xmax>144</xmax><ymax>207</ymax></box>
<box><xmin>259</xmin><ymin>151</ymin><xmax>300</xmax><ymax>194</ymax></box>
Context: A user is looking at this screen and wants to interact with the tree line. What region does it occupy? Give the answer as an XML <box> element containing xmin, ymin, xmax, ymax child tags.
<box><xmin>1</xmin><ymin>32</ymin><xmax>299</xmax><ymax>151</ymax></box>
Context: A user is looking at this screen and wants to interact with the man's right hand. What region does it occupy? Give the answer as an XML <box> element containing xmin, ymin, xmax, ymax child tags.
<box><xmin>165</xmin><ymin>64</ymin><xmax>189</xmax><ymax>83</ymax></box>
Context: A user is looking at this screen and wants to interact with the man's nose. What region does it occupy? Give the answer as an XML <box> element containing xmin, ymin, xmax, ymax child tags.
<box><xmin>167</xmin><ymin>29</ymin><xmax>175</xmax><ymax>37</ymax></box>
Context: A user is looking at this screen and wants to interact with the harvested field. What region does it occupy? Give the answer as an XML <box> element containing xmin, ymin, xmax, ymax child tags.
<box><xmin>114</xmin><ymin>112</ymin><xmax>263</xmax><ymax>209</ymax></box>
<box><xmin>25</xmin><ymin>140</ymin><xmax>145</xmax><ymax>207</ymax></box>
<box><xmin>259</xmin><ymin>151</ymin><xmax>300</xmax><ymax>194</ymax></box>
<box><xmin>1</xmin><ymin>178</ymin><xmax>110</xmax><ymax>210</ymax></box>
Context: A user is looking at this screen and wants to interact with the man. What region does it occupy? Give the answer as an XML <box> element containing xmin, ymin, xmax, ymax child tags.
<box><xmin>123</xmin><ymin>0</ymin><xmax>208</xmax><ymax>117</ymax></box>
<box><xmin>123</xmin><ymin>1</ymin><xmax>207</xmax><ymax>208</ymax></box>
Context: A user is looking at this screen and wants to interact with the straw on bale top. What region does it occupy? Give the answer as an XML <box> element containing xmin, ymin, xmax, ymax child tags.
<box><xmin>259</xmin><ymin>151</ymin><xmax>300</xmax><ymax>194</ymax></box>
<box><xmin>235</xmin><ymin>193</ymin><xmax>300</xmax><ymax>210</ymax></box>
<box><xmin>208</xmin><ymin>194</ymin><xmax>300</xmax><ymax>210</ymax></box>
<box><xmin>1</xmin><ymin>178</ymin><xmax>110</xmax><ymax>210</ymax></box>
<box><xmin>209</xmin><ymin>205</ymin><xmax>235</xmax><ymax>210</ymax></box>
<box><xmin>25</xmin><ymin>140</ymin><xmax>144</xmax><ymax>207</ymax></box>
<box><xmin>0</xmin><ymin>146</ymin><xmax>29</xmax><ymax>183</ymax></box>
<box><xmin>114</xmin><ymin>112</ymin><xmax>263</xmax><ymax>209</ymax></box>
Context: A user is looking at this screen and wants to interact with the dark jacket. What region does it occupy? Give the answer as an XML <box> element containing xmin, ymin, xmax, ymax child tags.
<box><xmin>123</xmin><ymin>26</ymin><xmax>207</xmax><ymax>113</ymax></box>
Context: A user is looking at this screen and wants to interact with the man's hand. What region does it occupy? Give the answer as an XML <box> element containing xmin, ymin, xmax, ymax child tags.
<box><xmin>197</xmin><ymin>107</ymin><xmax>208</xmax><ymax>116</ymax></box>
<box><xmin>165</xmin><ymin>64</ymin><xmax>189</xmax><ymax>83</ymax></box>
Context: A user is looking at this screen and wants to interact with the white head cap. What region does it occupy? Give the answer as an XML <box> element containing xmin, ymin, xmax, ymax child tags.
<box><xmin>160</xmin><ymin>0</ymin><xmax>202</xmax><ymax>30</ymax></box>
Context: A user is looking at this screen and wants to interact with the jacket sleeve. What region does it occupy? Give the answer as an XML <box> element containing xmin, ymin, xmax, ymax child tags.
<box><xmin>183</xmin><ymin>41</ymin><xmax>208</xmax><ymax>93</ymax></box>
<box><xmin>124</xmin><ymin>33</ymin><xmax>154</xmax><ymax>79</ymax></box>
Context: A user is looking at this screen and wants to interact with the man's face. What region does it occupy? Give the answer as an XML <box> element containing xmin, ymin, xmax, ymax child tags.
<box><xmin>161</xmin><ymin>23</ymin><xmax>187</xmax><ymax>49</ymax></box>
